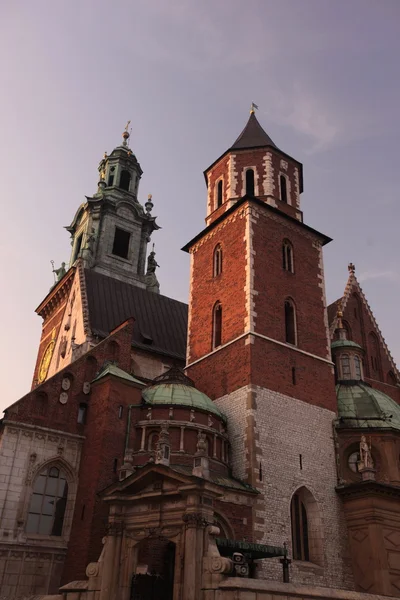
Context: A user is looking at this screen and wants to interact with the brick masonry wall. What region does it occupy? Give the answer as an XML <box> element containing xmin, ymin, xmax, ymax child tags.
<box><xmin>215</xmin><ymin>384</ymin><xmax>355</xmax><ymax>590</ymax></box>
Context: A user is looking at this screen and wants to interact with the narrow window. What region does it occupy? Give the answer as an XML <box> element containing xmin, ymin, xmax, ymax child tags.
<box><xmin>282</xmin><ymin>240</ymin><xmax>294</xmax><ymax>273</ymax></box>
<box><xmin>341</xmin><ymin>354</ymin><xmax>351</xmax><ymax>379</ymax></box>
<box><xmin>81</xmin><ymin>505</ymin><xmax>86</xmax><ymax>520</ymax></box>
<box><xmin>77</xmin><ymin>403</ymin><xmax>87</xmax><ymax>424</ymax></box>
<box><xmin>72</xmin><ymin>234</ymin><xmax>83</xmax><ymax>264</ymax></box>
<box><xmin>280</xmin><ymin>175</ymin><xmax>288</xmax><ymax>203</ymax></box>
<box><xmin>284</xmin><ymin>300</ymin><xmax>296</xmax><ymax>345</ymax></box>
<box><xmin>113</xmin><ymin>458</ymin><xmax>118</xmax><ymax>473</ymax></box>
<box><xmin>108</xmin><ymin>166</ymin><xmax>115</xmax><ymax>186</ymax></box>
<box><xmin>26</xmin><ymin>466</ymin><xmax>68</xmax><ymax>536</ymax></box>
<box><xmin>291</xmin><ymin>492</ymin><xmax>309</xmax><ymax>561</ymax></box>
<box><xmin>112</xmin><ymin>227</ymin><xmax>130</xmax><ymax>259</ymax></box>
<box><xmin>354</xmin><ymin>356</ymin><xmax>361</xmax><ymax>380</ymax></box>
<box><xmin>299</xmin><ymin>454</ymin><xmax>303</xmax><ymax>470</ymax></box>
<box><xmin>118</xmin><ymin>405</ymin><xmax>123</xmax><ymax>419</ymax></box>
<box><xmin>213</xmin><ymin>303</ymin><xmax>222</xmax><ymax>349</ymax></box>
<box><xmin>217</xmin><ymin>180</ymin><xmax>223</xmax><ymax>208</ymax></box>
<box><xmin>213</xmin><ymin>245</ymin><xmax>223</xmax><ymax>277</ymax></box>
<box><xmin>245</xmin><ymin>169</ymin><xmax>255</xmax><ymax>196</ymax></box>
<box><xmin>119</xmin><ymin>170</ymin><xmax>131</xmax><ymax>191</ymax></box>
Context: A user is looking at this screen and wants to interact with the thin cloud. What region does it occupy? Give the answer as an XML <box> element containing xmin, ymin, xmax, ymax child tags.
<box><xmin>358</xmin><ymin>270</ymin><xmax>399</xmax><ymax>284</ymax></box>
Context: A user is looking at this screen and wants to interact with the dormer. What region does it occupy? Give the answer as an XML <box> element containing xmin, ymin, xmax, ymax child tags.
<box><xmin>204</xmin><ymin>108</ymin><xmax>304</xmax><ymax>226</ymax></box>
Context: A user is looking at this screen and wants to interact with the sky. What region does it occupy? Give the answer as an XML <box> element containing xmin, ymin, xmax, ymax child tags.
<box><xmin>0</xmin><ymin>0</ymin><xmax>399</xmax><ymax>411</ymax></box>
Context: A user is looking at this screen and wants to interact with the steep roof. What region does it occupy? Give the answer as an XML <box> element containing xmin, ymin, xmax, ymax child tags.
<box><xmin>230</xmin><ymin>112</ymin><xmax>277</xmax><ymax>150</ymax></box>
<box><xmin>84</xmin><ymin>269</ymin><xmax>188</xmax><ymax>360</ymax></box>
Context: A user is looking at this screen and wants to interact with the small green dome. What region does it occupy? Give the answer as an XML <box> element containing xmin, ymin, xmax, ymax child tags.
<box><xmin>143</xmin><ymin>367</ymin><xmax>226</xmax><ymax>421</ymax></box>
<box><xmin>331</xmin><ymin>339</ymin><xmax>362</xmax><ymax>350</ymax></box>
<box><xmin>336</xmin><ymin>382</ymin><xmax>400</xmax><ymax>430</ymax></box>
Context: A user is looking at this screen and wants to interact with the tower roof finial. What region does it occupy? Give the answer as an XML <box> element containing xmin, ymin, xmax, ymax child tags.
<box><xmin>348</xmin><ymin>262</ymin><xmax>356</xmax><ymax>274</ymax></box>
<box><xmin>122</xmin><ymin>120</ymin><xmax>131</xmax><ymax>146</ymax></box>
<box><xmin>250</xmin><ymin>101</ymin><xmax>259</xmax><ymax>115</ymax></box>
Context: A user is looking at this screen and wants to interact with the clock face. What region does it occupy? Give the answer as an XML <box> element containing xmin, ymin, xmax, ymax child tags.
<box><xmin>38</xmin><ymin>339</ymin><xmax>56</xmax><ymax>384</ymax></box>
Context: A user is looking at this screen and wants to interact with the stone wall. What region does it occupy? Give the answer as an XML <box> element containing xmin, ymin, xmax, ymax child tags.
<box><xmin>215</xmin><ymin>384</ymin><xmax>355</xmax><ymax>590</ymax></box>
<box><xmin>0</xmin><ymin>422</ymin><xmax>83</xmax><ymax>597</ymax></box>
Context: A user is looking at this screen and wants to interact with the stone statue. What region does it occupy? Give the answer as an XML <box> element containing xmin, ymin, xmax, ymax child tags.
<box><xmin>359</xmin><ymin>435</ymin><xmax>373</xmax><ymax>469</ymax></box>
<box><xmin>146</xmin><ymin>250</ymin><xmax>160</xmax><ymax>275</ymax></box>
<box><xmin>53</xmin><ymin>262</ymin><xmax>66</xmax><ymax>282</ymax></box>
<box><xmin>85</xmin><ymin>230</ymin><xmax>96</xmax><ymax>255</ymax></box>
<box><xmin>197</xmin><ymin>431</ymin><xmax>208</xmax><ymax>455</ymax></box>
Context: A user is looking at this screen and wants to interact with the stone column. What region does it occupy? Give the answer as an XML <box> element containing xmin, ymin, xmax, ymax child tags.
<box><xmin>99</xmin><ymin>522</ymin><xmax>123</xmax><ymax>600</ymax></box>
<box><xmin>140</xmin><ymin>426</ymin><xmax>146</xmax><ymax>451</ymax></box>
<box><xmin>118</xmin><ymin>537</ymin><xmax>136</xmax><ymax>600</ymax></box>
<box><xmin>182</xmin><ymin>512</ymin><xmax>208</xmax><ymax>600</ymax></box>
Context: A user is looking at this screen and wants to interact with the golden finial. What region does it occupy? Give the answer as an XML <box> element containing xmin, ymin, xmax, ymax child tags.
<box><xmin>148</xmin><ymin>194</ymin><xmax>152</xmax><ymax>200</ymax></box>
<box><xmin>122</xmin><ymin>121</ymin><xmax>131</xmax><ymax>146</ymax></box>
<box><xmin>250</xmin><ymin>101</ymin><xmax>259</xmax><ymax>114</ymax></box>
<box><xmin>124</xmin><ymin>120</ymin><xmax>131</xmax><ymax>132</ymax></box>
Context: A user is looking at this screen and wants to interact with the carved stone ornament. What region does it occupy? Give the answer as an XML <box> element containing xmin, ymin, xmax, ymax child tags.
<box><xmin>61</xmin><ymin>377</ymin><xmax>71</xmax><ymax>391</ymax></box>
<box><xmin>86</xmin><ymin>562</ymin><xmax>99</xmax><ymax>577</ymax></box>
<box><xmin>59</xmin><ymin>392</ymin><xmax>68</xmax><ymax>405</ymax></box>
<box><xmin>182</xmin><ymin>513</ymin><xmax>209</xmax><ymax>529</ymax></box>
<box><xmin>83</xmin><ymin>381</ymin><xmax>91</xmax><ymax>394</ymax></box>
<box><xmin>106</xmin><ymin>521</ymin><xmax>124</xmax><ymax>536</ymax></box>
<box><xmin>190</xmin><ymin>409</ymin><xmax>195</xmax><ymax>422</ymax></box>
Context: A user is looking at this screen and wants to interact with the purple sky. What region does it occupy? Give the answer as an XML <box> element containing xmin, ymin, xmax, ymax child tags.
<box><xmin>1</xmin><ymin>1</ymin><xmax>399</xmax><ymax>411</ymax></box>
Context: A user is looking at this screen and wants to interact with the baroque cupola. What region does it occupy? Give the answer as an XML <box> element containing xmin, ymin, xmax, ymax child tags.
<box><xmin>204</xmin><ymin>104</ymin><xmax>304</xmax><ymax>226</ymax></box>
<box><xmin>65</xmin><ymin>123</ymin><xmax>160</xmax><ymax>290</ymax></box>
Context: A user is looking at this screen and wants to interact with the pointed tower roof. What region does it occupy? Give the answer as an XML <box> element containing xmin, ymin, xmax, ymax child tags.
<box><xmin>230</xmin><ymin>111</ymin><xmax>277</xmax><ymax>151</ymax></box>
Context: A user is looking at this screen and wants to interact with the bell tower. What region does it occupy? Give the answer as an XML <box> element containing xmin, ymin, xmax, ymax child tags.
<box><xmin>183</xmin><ymin>108</ymin><xmax>353</xmax><ymax>588</ymax></box>
<box><xmin>66</xmin><ymin>124</ymin><xmax>160</xmax><ymax>290</ymax></box>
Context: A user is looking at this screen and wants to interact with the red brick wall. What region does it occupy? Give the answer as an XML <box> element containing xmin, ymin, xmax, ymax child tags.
<box><xmin>188</xmin><ymin>211</ymin><xmax>247</xmax><ymax>364</ymax></box>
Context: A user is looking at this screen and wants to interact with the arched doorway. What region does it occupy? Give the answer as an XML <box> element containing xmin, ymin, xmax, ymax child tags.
<box><xmin>131</xmin><ymin>537</ymin><xmax>175</xmax><ymax>600</ymax></box>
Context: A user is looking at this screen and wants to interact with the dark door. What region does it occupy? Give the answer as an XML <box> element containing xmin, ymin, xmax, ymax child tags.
<box><xmin>131</xmin><ymin>542</ymin><xmax>175</xmax><ymax>600</ymax></box>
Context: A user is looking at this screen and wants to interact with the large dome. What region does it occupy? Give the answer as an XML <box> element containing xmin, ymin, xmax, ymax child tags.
<box><xmin>336</xmin><ymin>381</ymin><xmax>400</xmax><ymax>430</ymax></box>
<box><xmin>142</xmin><ymin>367</ymin><xmax>225</xmax><ymax>420</ymax></box>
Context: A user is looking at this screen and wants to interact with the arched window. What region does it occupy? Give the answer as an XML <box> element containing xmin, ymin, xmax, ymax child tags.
<box><xmin>290</xmin><ymin>487</ymin><xmax>323</xmax><ymax>565</ymax></box>
<box><xmin>216</xmin><ymin>180</ymin><xmax>223</xmax><ymax>208</ymax></box>
<box><xmin>354</xmin><ymin>355</ymin><xmax>362</xmax><ymax>380</ymax></box>
<box><xmin>245</xmin><ymin>169</ymin><xmax>255</xmax><ymax>196</ymax></box>
<box><xmin>282</xmin><ymin>240</ymin><xmax>294</xmax><ymax>273</ymax></box>
<box><xmin>280</xmin><ymin>175</ymin><xmax>288</xmax><ymax>203</ymax></box>
<box><xmin>108</xmin><ymin>166</ymin><xmax>115</xmax><ymax>186</ymax></box>
<box><xmin>212</xmin><ymin>303</ymin><xmax>222</xmax><ymax>349</ymax></box>
<box><xmin>26</xmin><ymin>466</ymin><xmax>68</xmax><ymax>536</ymax></box>
<box><xmin>291</xmin><ymin>491</ymin><xmax>309</xmax><ymax>561</ymax></box>
<box><xmin>213</xmin><ymin>244</ymin><xmax>223</xmax><ymax>277</ymax></box>
<box><xmin>387</xmin><ymin>371</ymin><xmax>397</xmax><ymax>386</ymax></box>
<box><xmin>341</xmin><ymin>354</ymin><xmax>351</xmax><ymax>379</ymax></box>
<box><xmin>284</xmin><ymin>299</ymin><xmax>297</xmax><ymax>345</ymax></box>
<box><xmin>119</xmin><ymin>170</ymin><xmax>131</xmax><ymax>191</ymax></box>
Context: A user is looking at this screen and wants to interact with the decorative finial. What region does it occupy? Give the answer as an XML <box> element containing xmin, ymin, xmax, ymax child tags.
<box><xmin>348</xmin><ymin>262</ymin><xmax>356</xmax><ymax>274</ymax></box>
<box><xmin>145</xmin><ymin>194</ymin><xmax>154</xmax><ymax>214</ymax></box>
<box><xmin>250</xmin><ymin>101</ymin><xmax>259</xmax><ymax>114</ymax></box>
<box><xmin>122</xmin><ymin>120</ymin><xmax>131</xmax><ymax>147</ymax></box>
<box><xmin>336</xmin><ymin>300</ymin><xmax>344</xmax><ymax>331</ymax></box>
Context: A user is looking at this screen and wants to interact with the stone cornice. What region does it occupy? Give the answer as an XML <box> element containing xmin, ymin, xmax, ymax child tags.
<box><xmin>336</xmin><ymin>480</ymin><xmax>400</xmax><ymax>500</ymax></box>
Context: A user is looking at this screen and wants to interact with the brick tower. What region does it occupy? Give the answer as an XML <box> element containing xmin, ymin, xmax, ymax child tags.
<box><xmin>184</xmin><ymin>108</ymin><xmax>353</xmax><ymax>588</ymax></box>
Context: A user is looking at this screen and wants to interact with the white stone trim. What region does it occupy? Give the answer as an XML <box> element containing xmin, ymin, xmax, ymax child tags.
<box><xmin>278</xmin><ymin>171</ymin><xmax>292</xmax><ymax>205</ymax></box>
<box><xmin>206</xmin><ymin>171</ymin><xmax>213</xmax><ymax>216</ymax></box>
<box><xmin>228</xmin><ymin>154</ymin><xmax>238</xmax><ymax>199</ymax></box>
<box><xmin>244</xmin><ymin>207</ymin><xmax>258</xmax><ymax>332</ymax></box>
<box><xmin>241</xmin><ymin>166</ymin><xmax>259</xmax><ymax>197</ymax></box>
<box><xmin>263</xmin><ymin>152</ymin><xmax>274</xmax><ymax>196</ymax></box>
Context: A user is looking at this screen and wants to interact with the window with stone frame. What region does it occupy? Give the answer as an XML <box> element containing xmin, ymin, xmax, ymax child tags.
<box><xmin>280</xmin><ymin>174</ymin><xmax>288</xmax><ymax>203</ymax></box>
<box><xmin>216</xmin><ymin>179</ymin><xmax>223</xmax><ymax>208</ymax></box>
<box><xmin>354</xmin><ymin>355</ymin><xmax>362</xmax><ymax>380</ymax></box>
<box><xmin>284</xmin><ymin>299</ymin><xmax>297</xmax><ymax>345</ymax></box>
<box><xmin>291</xmin><ymin>492</ymin><xmax>309</xmax><ymax>561</ymax></box>
<box><xmin>212</xmin><ymin>302</ymin><xmax>222</xmax><ymax>349</ymax></box>
<box><xmin>290</xmin><ymin>487</ymin><xmax>323</xmax><ymax>565</ymax></box>
<box><xmin>245</xmin><ymin>169</ymin><xmax>255</xmax><ymax>196</ymax></box>
<box><xmin>112</xmin><ymin>227</ymin><xmax>131</xmax><ymax>259</ymax></box>
<box><xmin>340</xmin><ymin>354</ymin><xmax>351</xmax><ymax>379</ymax></box>
<box><xmin>26</xmin><ymin>466</ymin><xmax>68</xmax><ymax>536</ymax></box>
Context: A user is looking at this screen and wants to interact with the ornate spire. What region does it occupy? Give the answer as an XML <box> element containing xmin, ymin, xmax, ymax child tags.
<box><xmin>122</xmin><ymin>120</ymin><xmax>131</xmax><ymax>147</ymax></box>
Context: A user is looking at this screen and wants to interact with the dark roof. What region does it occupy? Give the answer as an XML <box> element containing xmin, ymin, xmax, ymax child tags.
<box><xmin>84</xmin><ymin>270</ymin><xmax>188</xmax><ymax>360</ymax></box>
<box><xmin>230</xmin><ymin>112</ymin><xmax>277</xmax><ymax>150</ymax></box>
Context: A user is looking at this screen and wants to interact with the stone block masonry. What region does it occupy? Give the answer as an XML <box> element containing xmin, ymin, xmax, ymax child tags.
<box><xmin>215</xmin><ymin>384</ymin><xmax>355</xmax><ymax>591</ymax></box>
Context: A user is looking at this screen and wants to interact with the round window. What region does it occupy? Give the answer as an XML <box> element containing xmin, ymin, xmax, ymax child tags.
<box><xmin>348</xmin><ymin>452</ymin><xmax>360</xmax><ymax>473</ymax></box>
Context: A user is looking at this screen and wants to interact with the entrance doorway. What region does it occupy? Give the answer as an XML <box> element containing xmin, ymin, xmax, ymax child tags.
<box><xmin>131</xmin><ymin>538</ymin><xmax>175</xmax><ymax>600</ymax></box>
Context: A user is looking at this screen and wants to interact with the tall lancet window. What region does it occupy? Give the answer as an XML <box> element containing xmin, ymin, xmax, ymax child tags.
<box><xmin>280</xmin><ymin>175</ymin><xmax>288</xmax><ymax>203</ymax></box>
<box><xmin>284</xmin><ymin>299</ymin><xmax>297</xmax><ymax>345</ymax></box>
<box><xmin>213</xmin><ymin>244</ymin><xmax>223</xmax><ymax>277</ymax></box>
<box><xmin>245</xmin><ymin>169</ymin><xmax>255</xmax><ymax>196</ymax></box>
<box><xmin>282</xmin><ymin>240</ymin><xmax>294</xmax><ymax>273</ymax></box>
<box><xmin>216</xmin><ymin>180</ymin><xmax>223</xmax><ymax>208</ymax></box>
<box><xmin>212</xmin><ymin>303</ymin><xmax>222</xmax><ymax>349</ymax></box>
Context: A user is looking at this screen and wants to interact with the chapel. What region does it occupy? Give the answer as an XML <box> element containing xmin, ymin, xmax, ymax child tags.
<box><xmin>0</xmin><ymin>111</ymin><xmax>399</xmax><ymax>600</ymax></box>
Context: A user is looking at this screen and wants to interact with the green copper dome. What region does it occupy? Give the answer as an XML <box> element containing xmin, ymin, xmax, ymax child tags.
<box><xmin>336</xmin><ymin>382</ymin><xmax>400</xmax><ymax>430</ymax></box>
<box><xmin>143</xmin><ymin>367</ymin><xmax>226</xmax><ymax>421</ymax></box>
<box><xmin>331</xmin><ymin>339</ymin><xmax>362</xmax><ymax>350</ymax></box>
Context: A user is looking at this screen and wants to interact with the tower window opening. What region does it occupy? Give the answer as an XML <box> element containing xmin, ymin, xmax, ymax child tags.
<box><xmin>216</xmin><ymin>180</ymin><xmax>223</xmax><ymax>208</ymax></box>
<box><xmin>213</xmin><ymin>245</ymin><xmax>223</xmax><ymax>277</ymax></box>
<box><xmin>245</xmin><ymin>169</ymin><xmax>255</xmax><ymax>196</ymax></box>
<box><xmin>212</xmin><ymin>303</ymin><xmax>222</xmax><ymax>349</ymax></box>
<box><xmin>284</xmin><ymin>299</ymin><xmax>297</xmax><ymax>345</ymax></box>
<box><xmin>113</xmin><ymin>458</ymin><xmax>118</xmax><ymax>473</ymax></box>
<box><xmin>291</xmin><ymin>492</ymin><xmax>310</xmax><ymax>561</ymax></box>
<box><xmin>108</xmin><ymin>167</ymin><xmax>115</xmax><ymax>187</ymax></box>
<box><xmin>119</xmin><ymin>170</ymin><xmax>131</xmax><ymax>191</ymax></box>
<box><xmin>280</xmin><ymin>175</ymin><xmax>288</xmax><ymax>203</ymax></box>
<box><xmin>72</xmin><ymin>234</ymin><xmax>83</xmax><ymax>263</ymax></box>
<box><xmin>77</xmin><ymin>403</ymin><xmax>87</xmax><ymax>424</ymax></box>
<box><xmin>112</xmin><ymin>227</ymin><xmax>130</xmax><ymax>259</ymax></box>
<box><xmin>282</xmin><ymin>240</ymin><xmax>294</xmax><ymax>273</ymax></box>
<box><xmin>354</xmin><ymin>355</ymin><xmax>362</xmax><ymax>379</ymax></box>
